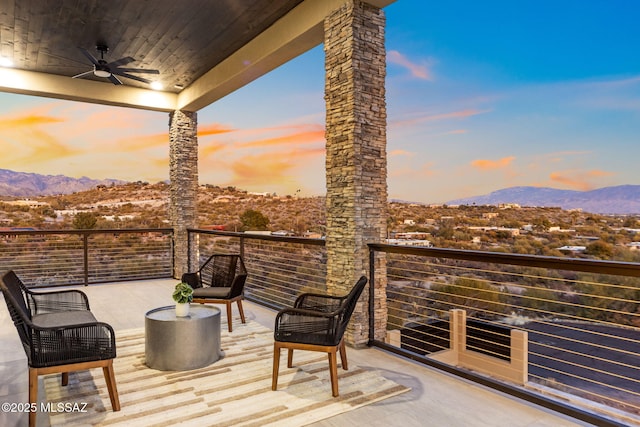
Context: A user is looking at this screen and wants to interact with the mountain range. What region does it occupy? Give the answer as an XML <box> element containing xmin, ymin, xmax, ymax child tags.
<box><xmin>0</xmin><ymin>169</ymin><xmax>126</xmax><ymax>197</ymax></box>
<box><xmin>0</xmin><ymin>169</ymin><xmax>638</xmax><ymax>214</ymax></box>
<box><xmin>447</xmin><ymin>185</ymin><xmax>640</xmax><ymax>214</ymax></box>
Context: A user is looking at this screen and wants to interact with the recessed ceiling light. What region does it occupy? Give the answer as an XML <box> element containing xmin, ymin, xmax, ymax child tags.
<box><xmin>174</xmin><ymin>83</ymin><xmax>184</xmax><ymax>89</ymax></box>
<box><xmin>0</xmin><ymin>57</ymin><xmax>14</xmax><ymax>67</ymax></box>
<box><xmin>150</xmin><ymin>81</ymin><xmax>163</xmax><ymax>90</ymax></box>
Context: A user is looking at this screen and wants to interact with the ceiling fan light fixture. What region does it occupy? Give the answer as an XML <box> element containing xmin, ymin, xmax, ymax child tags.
<box><xmin>94</xmin><ymin>69</ymin><xmax>111</xmax><ymax>78</ymax></box>
<box><xmin>150</xmin><ymin>81</ymin><xmax>163</xmax><ymax>90</ymax></box>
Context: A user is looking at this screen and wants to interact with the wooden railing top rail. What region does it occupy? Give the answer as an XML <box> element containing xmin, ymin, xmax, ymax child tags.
<box><xmin>368</xmin><ymin>243</ymin><xmax>640</xmax><ymax>278</ymax></box>
<box><xmin>0</xmin><ymin>228</ymin><xmax>173</xmax><ymax>236</ymax></box>
<box><xmin>187</xmin><ymin>228</ymin><xmax>326</xmax><ymax>246</ymax></box>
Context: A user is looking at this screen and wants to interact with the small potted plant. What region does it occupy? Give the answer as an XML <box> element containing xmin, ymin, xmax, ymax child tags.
<box><xmin>172</xmin><ymin>281</ymin><xmax>194</xmax><ymax>317</ymax></box>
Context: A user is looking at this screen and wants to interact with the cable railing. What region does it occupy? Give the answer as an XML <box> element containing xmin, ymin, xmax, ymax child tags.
<box><xmin>368</xmin><ymin>243</ymin><xmax>640</xmax><ymax>426</ymax></box>
<box><xmin>187</xmin><ymin>229</ymin><xmax>327</xmax><ymax>310</ymax></box>
<box><xmin>0</xmin><ymin>228</ymin><xmax>173</xmax><ymax>286</ymax></box>
<box><xmin>2</xmin><ymin>226</ymin><xmax>637</xmax><ymax>424</ymax></box>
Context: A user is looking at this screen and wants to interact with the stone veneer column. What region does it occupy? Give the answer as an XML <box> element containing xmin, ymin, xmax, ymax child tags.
<box><xmin>324</xmin><ymin>0</ymin><xmax>387</xmax><ymax>345</ymax></box>
<box><xmin>169</xmin><ymin>110</ymin><xmax>198</xmax><ymax>279</ymax></box>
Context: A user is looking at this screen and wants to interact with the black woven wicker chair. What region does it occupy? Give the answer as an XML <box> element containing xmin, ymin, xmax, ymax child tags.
<box><xmin>0</xmin><ymin>270</ymin><xmax>120</xmax><ymax>427</ymax></box>
<box><xmin>181</xmin><ymin>254</ymin><xmax>248</xmax><ymax>332</ymax></box>
<box><xmin>271</xmin><ymin>275</ymin><xmax>367</xmax><ymax>397</ymax></box>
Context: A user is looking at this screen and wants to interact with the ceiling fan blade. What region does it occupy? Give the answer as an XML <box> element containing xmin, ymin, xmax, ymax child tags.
<box><xmin>107</xmin><ymin>57</ymin><xmax>135</xmax><ymax>68</ymax></box>
<box><xmin>115</xmin><ymin>68</ymin><xmax>160</xmax><ymax>74</ymax></box>
<box><xmin>78</xmin><ymin>47</ymin><xmax>100</xmax><ymax>66</ymax></box>
<box><xmin>113</xmin><ymin>71</ymin><xmax>152</xmax><ymax>84</ymax></box>
<box><xmin>72</xmin><ymin>70</ymin><xmax>94</xmax><ymax>79</ymax></box>
<box><xmin>108</xmin><ymin>74</ymin><xmax>123</xmax><ymax>85</ymax></box>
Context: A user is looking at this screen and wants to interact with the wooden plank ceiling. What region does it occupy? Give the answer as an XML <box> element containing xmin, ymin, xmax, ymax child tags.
<box><xmin>0</xmin><ymin>0</ymin><xmax>305</xmax><ymax>92</ymax></box>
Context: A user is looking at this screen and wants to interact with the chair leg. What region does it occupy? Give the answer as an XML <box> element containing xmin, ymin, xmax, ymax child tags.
<box><xmin>272</xmin><ymin>343</ymin><xmax>281</xmax><ymax>391</ymax></box>
<box><xmin>61</xmin><ymin>372</ymin><xmax>69</xmax><ymax>386</ymax></box>
<box><xmin>226</xmin><ymin>302</ymin><xmax>233</xmax><ymax>332</ymax></box>
<box><xmin>237</xmin><ymin>299</ymin><xmax>246</xmax><ymax>324</ymax></box>
<box><xmin>328</xmin><ymin>349</ymin><xmax>339</xmax><ymax>397</ymax></box>
<box><xmin>28</xmin><ymin>368</ymin><xmax>38</xmax><ymax>427</ymax></box>
<box><xmin>339</xmin><ymin>339</ymin><xmax>348</xmax><ymax>370</ymax></box>
<box><xmin>103</xmin><ymin>361</ymin><xmax>121</xmax><ymax>411</ymax></box>
<box><xmin>287</xmin><ymin>348</ymin><xmax>294</xmax><ymax>368</ymax></box>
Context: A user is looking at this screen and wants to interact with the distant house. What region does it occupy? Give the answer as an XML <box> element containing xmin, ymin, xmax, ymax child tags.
<box><xmin>467</xmin><ymin>226</ymin><xmax>520</xmax><ymax>237</ymax></box>
<box><xmin>5</xmin><ymin>200</ymin><xmax>50</xmax><ymax>208</ymax></box>
<box><xmin>558</xmin><ymin>245</ymin><xmax>586</xmax><ymax>253</ymax></box>
<box><xmin>403</xmin><ymin>219</ymin><xmax>416</xmax><ymax>226</ymax></box>
<box><xmin>386</xmin><ymin>238</ymin><xmax>432</xmax><ymax>247</ymax></box>
<box><xmin>549</xmin><ymin>227</ymin><xmax>575</xmax><ymax>233</ymax></box>
<box><xmin>499</xmin><ymin>203</ymin><xmax>521</xmax><ymax>209</ymax></box>
<box><xmin>482</xmin><ymin>212</ymin><xmax>499</xmax><ymax>219</ymax></box>
<box><xmin>395</xmin><ymin>231</ymin><xmax>430</xmax><ymax>240</ymax></box>
<box><xmin>102</xmin><ymin>215</ymin><xmax>136</xmax><ymax>221</ymax></box>
<box><xmin>626</xmin><ymin>242</ymin><xmax>640</xmax><ymax>250</ymax></box>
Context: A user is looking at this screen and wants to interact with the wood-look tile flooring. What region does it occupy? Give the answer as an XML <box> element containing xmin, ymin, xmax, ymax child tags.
<box><xmin>0</xmin><ymin>279</ymin><xmax>593</xmax><ymax>427</ymax></box>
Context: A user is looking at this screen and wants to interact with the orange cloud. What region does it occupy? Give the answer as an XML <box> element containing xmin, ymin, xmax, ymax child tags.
<box><xmin>471</xmin><ymin>156</ymin><xmax>516</xmax><ymax>170</ymax></box>
<box><xmin>0</xmin><ymin>113</ymin><xmax>80</xmax><ymax>166</ymax></box>
<box><xmin>549</xmin><ymin>170</ymin><xmax>614</xmax><ymax>191</ymax></box>
<box><xmin>238</xmin><ymin>127</ymin><xmax>325</xmax><ymax>148</ymax></box>
<box><xmin>387</xmin><ymin>50</ymin><xmax>432</xmax><ymax>80</ymax></box>
<box><xmin>226</xmin><ymin>147</ymin><xmax>324</xmax><ymax>187</ymax></box>
<box><xmin>0</xmin><ymin>115</ymin><xmax>64</xmax><ymax>129</ymax></box>
<box><xmin>115</xmin><ymin>132</ymin><xmax>168</xmax><ymax>151</ymax></box>
<box><xmin>389</xmin><ymin>149</ymin><xmax>413</xmax><ymax>157</ymax></box>
<box><xmin>198</xmin><ymin>123</ymin><xmax>235</xmax><ymax>137</ymax></box>
<box><xmin>200</xmin><ymin>142</ymin><xmax>228</xmax><ymax>158</ymax></box>
<box><xmin>443</xmin><ymin>129</ymin><xmax>467</xmax><ymax>135</ymax></box>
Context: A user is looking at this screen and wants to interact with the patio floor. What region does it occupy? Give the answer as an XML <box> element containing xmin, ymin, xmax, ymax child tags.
<box><xmin>0</xmin><ymin>279</ymin><xmax>595</xmax><ymax>427</ymax></box>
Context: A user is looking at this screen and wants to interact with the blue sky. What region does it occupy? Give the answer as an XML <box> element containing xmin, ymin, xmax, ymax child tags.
<box><xmin>1</xmin><ymin>0</ymin><xmax>639</xmax><ymax>203</ymax></box>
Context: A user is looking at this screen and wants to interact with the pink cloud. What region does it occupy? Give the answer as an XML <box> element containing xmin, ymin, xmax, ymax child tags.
<box><xmin>387</xmin><ymin>50</ymin><xmax>432</xmax><ymax>80</ymax></box>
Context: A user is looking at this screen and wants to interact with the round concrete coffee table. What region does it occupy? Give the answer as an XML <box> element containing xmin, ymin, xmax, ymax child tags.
<box><xmin>145</xmin><ymin>305</ymin><xmax>221</xmax><ymax>371</ymax></box>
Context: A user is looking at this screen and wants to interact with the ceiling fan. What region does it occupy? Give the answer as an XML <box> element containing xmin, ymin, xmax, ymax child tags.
<box><xmin>72</xmin><ymin>44</ymin><xmax>159</xmax><ymax>86</ymax></box>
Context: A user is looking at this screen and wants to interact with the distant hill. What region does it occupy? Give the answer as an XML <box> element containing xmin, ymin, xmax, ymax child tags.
<box><xmin>447</xmin><ymin>185</ymin><xmax>640</xmax><ymax>214</ymax></box>
<box><xmin>0</xmin><ymin>169</ymin><xmax>127</xmax><ymax>197</ymax></box>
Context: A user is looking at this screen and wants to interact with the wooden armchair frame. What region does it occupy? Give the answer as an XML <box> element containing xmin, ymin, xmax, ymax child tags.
<box><xmin>272</xmin><ymin>276</ymin><xmax>367</xmax><ymax>397</ymax></box>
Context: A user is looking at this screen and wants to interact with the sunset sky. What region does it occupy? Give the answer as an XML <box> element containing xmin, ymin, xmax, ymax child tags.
<box><xmin>0</xmin><ymin>0</ymin><xmax>639</xmax><ymax>203</ymax></box>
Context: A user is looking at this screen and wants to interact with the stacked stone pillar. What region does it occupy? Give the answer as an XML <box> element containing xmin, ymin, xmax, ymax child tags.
<box><xmin>169</xmin><ymin>110</ymin><xmax>198</xmax><ymax>279</ymax></box>
<box><xmin>324</xmin><ymin>0</ymin><xmax>388</xmax><ymax>345</ymax></box>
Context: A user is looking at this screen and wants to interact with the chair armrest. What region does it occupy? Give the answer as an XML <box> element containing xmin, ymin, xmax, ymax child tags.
<box><xmin>27</xmin><ymin>289</ymin><xmax>90</xmax><ymax>314</ymax></box>
<box><xmin>294</xmin><ymin>292</ymin><xmax>345</xmax><ymax>312</ymax></box>
<box><xmin>274</xmin><ymin>307</ymin><xmax>341</xmax><ymax>345</ymax></box>
<box><xmin>228</xmin><ymin>273</ymin><xmax>247</xmax><ymax>298</ymax></box>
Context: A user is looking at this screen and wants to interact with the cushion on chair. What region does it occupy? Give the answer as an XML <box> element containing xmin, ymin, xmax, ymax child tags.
<box><xmin>32</xmin><ymin>310</ymin><xmax>97</xmax><ymax>328</ymax></box>
<box><xmin>193</xmin><ymin>286</ymin><xmax>231</xmax><ymax>299</ymax></box>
